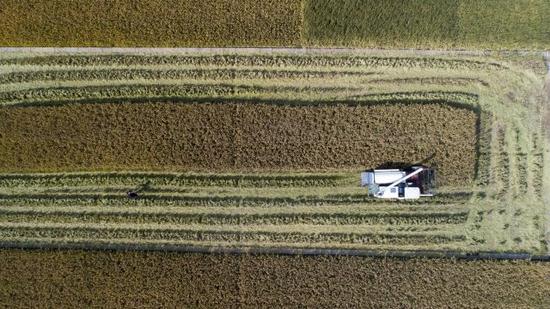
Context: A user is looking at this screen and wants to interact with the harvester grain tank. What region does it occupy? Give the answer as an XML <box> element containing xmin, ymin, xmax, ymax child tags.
<box><xmin>361</xmin><ymin>166</ymin><xmax>436</xmax><ymax>200</ymax></box>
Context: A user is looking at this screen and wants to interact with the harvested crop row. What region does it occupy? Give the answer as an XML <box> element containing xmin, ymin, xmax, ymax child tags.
<box><xmin>0</xmin><ymin>226</ymin><xmax>464</xmax><ymax>245</ymax></box>
<box><xmin>1</xmin><ymin>186</ymin><xmax>369</xmax><ymax>199</ymax></box>
<box><xmin>0</xmin><ymin>0</ymin><xmax>303</xmax><ymax>47</ymax></box>
<box><xmin>514</xmin><ymin>128</ymin><xmax>529</xmax><ymax>198</ymax></box>
<box><xmin>0</xmin><ymin>54</ymin><xmax>506</xmax><ymax>71</ymax></box>
<box><xmin>367</xmin><ymin>77</ymin><xmax>489</xmax><ymax>87</ymax></box>
<box><xmin>0</xmin><ymin>211</ymin><xmax>469</xmax><ymax>226</ymax></box>
<box><xmin>0</xmin><ymin>84</ymin><xmax>249</xmax><ymax>106</ymax></box>
<box><xmin>0</xmin><ymin>194</ymin><xmax>461</xmax><ymax>208</ymax></box>
<box><xmin>0</xmin><ymin>194</ymin><xmax>378</xmax><ymax>207</ymax></box>
<box><xmin>0</xmin><ymin>68</ymin><xmax>376</xmax><ymax>85</ymax></box>
<box><xmin>531</xmin><ymin>133</ymin><xmax>545</xmax><ymax>198</ymax></box>
<box><xmin>0</xmin><ymin>86</ymin><xmax>479</xmax><ymax>110</ymax></box>
<box><xmin>0</xmin><ymin>102</ymin><xmax>477</xmax><ymax>185</ymax></box>
<box><xmin>0</xmin><ymin>83</ymin><xmax>360</xmax><ymax>106</ymax></box>
<box><xmin>0</xmin><ymin>194</ymin><xmax>467</xmax><ymax>211</ymax></box>
<box><xmin>0</xmin><ymin>204</ymin><xmax>468</xmax><ymax>215</ymax></box>
<box><xmin>475</xmin><ymin>112</ymin><xmax>493</xmax><ymax>187</ymax></box>
<box><xmin>493</xmin><ymin>126</ymin><xmax>511</xmax><ymax>200</ymax></box>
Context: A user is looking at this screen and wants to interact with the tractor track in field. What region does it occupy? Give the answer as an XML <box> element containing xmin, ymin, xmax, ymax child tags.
<box><xmin>543</xmin><ymin>51</ymin><xmax>549</xmax><ymax>255</ymax></box>
<box><xmin>1</xmin><ymin>240</ymin><xmax>549</xmax><ymax>262</ymax></box>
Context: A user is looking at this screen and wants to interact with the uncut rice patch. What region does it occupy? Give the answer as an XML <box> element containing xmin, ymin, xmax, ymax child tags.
<box><xmin>303</xmin><ymin>0</ymin><xmax>550</xmax><ymax>49</ymax></box>
<box><xmin>304</xmin><ymin>0</ymin><xmax>459</xmax><ymax>47</ymax></box>
<box><xmin>0</xmin><ymin>0</ymin><xmax>302</xmax><ymax>47</ymax></box>
<box><xmin>0</xmin><ymin>250</ymin><xmax>549</xmax><ymax>308</ymax></box>
<box><xmin>0</xmin><ymin>102</ymin><xmax>476</xmax><ymax>185</ymax></box>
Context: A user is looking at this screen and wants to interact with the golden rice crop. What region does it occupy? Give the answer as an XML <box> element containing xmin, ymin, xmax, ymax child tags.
<box><xmin>0</xmin><ymin>250</ymin><xmax>548</xmax><ymax>308</ymax></box>
<box><xmin>0</xmin><ymin>0</ymin><xmax>302</xmax><ymax>47</ymax></box>
<box><xmin>0</xmin><ymin>101</ymin><xmax>477</xmax><ymax>185</ymax></box>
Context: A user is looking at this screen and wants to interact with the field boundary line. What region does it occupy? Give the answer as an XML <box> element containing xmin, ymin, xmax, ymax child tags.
<box><xmin>0</xmin><ymin>47</ymin><xmax>489</xmax><ymax>55</ymax></box>
<box><xmin>0</xmin><ymin>241</ymin><xmax>548</xmax><ymax>262</ymax></box>
<box><xmin>0</xmin><ymin>47</ymin><xmax>547</xmax><ymax>57</ymax></box>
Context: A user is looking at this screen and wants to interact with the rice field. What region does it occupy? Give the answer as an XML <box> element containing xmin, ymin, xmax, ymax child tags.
<box><xmin>0</xmin><ymin>0</ymin><xmax>303</xmax><ymax>47</ymax></box>
<box><xmin>304</xmin><ymin>0</ymin><xmax>550</xmax><ymax>49</ymax></box>
<box><xmin>1</xmin><ymin>250</ymin><xmax>549</xmax><ymax>308</ymax></box>
<box><xmin>1</xmin><ymin>2</ymin><xmax>548</xmax><ymax>306</ymax></box>
<box><xmin>0</xmin><ymin>50</ymin><xmax>546</xmax><ymax>254</ymax></box>
<box><xmin>0</xmin><ymin>102</ymin><xmax>477</xmax><ymax>184</ymax></box>
<box><xmin>0</xmin><ymin>0</ymin><xmax>549</xmax><ymax>48</ymax></box>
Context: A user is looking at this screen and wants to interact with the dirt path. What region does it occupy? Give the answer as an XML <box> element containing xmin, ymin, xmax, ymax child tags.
<box><xmin>0</xmin><ymin>47</ymin><xmax>488</xmax><ymax>55</ymax></box>
<box><xmin>543</xmin><ymin>51</ymin><xmax>550</xmax><ymax>255</ymax></box>
<box><xmin>0</xmin><ymin>47</ymin><xmax>545</xmax><ymax>57</ymax></box>
<box><xmin>545</xmin><ymin>52</ymin><xmax>550</xmax><ymax>96</ymax></box>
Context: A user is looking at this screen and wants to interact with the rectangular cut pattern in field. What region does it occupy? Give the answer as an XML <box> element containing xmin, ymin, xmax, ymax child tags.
<box><xmin>0</xmin><ymin>50</ymin><xmax>546</xmax><ymax>254</ymax></box>
<box><xmin>0</xmin><ymin>172</ymin><xmax>471</xmax><ymax>251</ymax></box>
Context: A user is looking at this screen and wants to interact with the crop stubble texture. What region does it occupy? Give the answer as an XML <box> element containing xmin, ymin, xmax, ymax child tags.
<box><xmin>0</xmin><ymin>250</ymin><xmax>548</xmax><ymax>308</ymax></box>
<box><xmin>0</xmin><ymin>102</ymin><xmax>476</xmax><ymax>185</ymax></box>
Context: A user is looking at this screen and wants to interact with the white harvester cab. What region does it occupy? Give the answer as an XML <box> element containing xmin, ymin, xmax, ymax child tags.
<box><xmin>361</xmin><ymin>166</ymin><xmax>436</xmax><ymax>200</ymax></box>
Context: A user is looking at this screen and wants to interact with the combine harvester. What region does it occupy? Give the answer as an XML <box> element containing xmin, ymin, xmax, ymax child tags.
<box><xmin>361</xmin><ymin>166</ymin><xmax>436</xmax><ymax>200</ymax></box>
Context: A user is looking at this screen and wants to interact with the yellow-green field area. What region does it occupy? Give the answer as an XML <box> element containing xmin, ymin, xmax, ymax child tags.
<box><xmin>0</xmin><ymin>51</ymin><xmax>547</xmax><ymax>255</ymax></box>
<box><xmin>305</xmin><ymin>0</ymin><xmax>550</xmax><ymax>49</ymax></box>
<box><xmin>1</xmin><ymin>250</ymin><xmax>549</xmax><ymax>308</ymax></box>
<box><xmin>0</xmin><ymin>0</ymin><xmax>549</xmax><ymax>48</ymax></box>
<box><xmin>0</xmin><ymin>0</ymin><xmax>302</xmax><ymax>47</ymax></box>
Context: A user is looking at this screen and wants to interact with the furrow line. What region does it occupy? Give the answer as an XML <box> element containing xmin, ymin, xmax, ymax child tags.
<box><xmin>531</xmin><ymin>132</ymin><xmax>545</xmax><ymax>198</ymax></box>
<box><xmin>0</xmin><ymin>68</ymin><xmax>377</xmax><ymax>84</ymax></box>
<box><xmin>0</xmin><ymin>83</ymin><xmax>359</xmax><ymax>106</ymax></box>
<box><xmin>0</xmin><ymin>193</ymin><xmax>468</xmax><ymax>208</ymax></box>
<box><xmin>0</xmin><ymin>226</ymin><xmax>466</xmax><ymax>246</ymax></box>
<box><xmin>0</xmin><ymin>210</ymin><xmax>469</xmax><ymax>226</ymax></box>
<box><xmin>0</xmin><ymin>54</ymin><xmax>508</xmax><ymax>71</ymax></box>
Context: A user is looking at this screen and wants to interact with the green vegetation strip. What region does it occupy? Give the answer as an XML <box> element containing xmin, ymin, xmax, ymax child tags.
<box><xmin>304</xmin><ymin>0</ymin><xmax>550</xmax><ymax>49</ymax></box>
<box><xmin>304</xmin><ymin>0</ymin><xmax>460</xmax><ymax>47</ymax></box>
